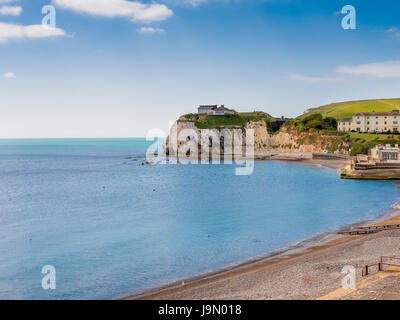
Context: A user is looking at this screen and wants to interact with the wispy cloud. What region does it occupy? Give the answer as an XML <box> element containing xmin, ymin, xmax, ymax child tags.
<box><xmin>336</xmin><ymin>60</ymin><xmax>400</xmax><ymax>78</ymax></box>
<box><xmin>0</xmin><ymin>5</ymin><xmax>22</xmax><ymax>16</ymax></box>
<box><xmin>175</xmin><ymin>0</ymin><xmax>209</xmax><ymax>7</ymax></box>
<box><xmin>3</xmin><ymin>71</ymin><xmax>16</xmax><ymax>78</ymax></box>
<box><xmin>0</xmin><ymin>0</ymin><xmax>20</xmax><ymax>3</ymax></box>
<box><xmin>52</xmin><ymin>0</ymin><xmax>173</xmax><ymax>23</ymax></box>
<box><xmin>162</xmin><ymin>0</ymin><xmax>228</xmax><ymax>7</ymax></box>
<box><xmin>387</xmin><ymin>26</ymin><xmax>400</xmax><ymax>38</ymax></box>
<box><xmin>288</xmin><ymin>74</ymin><xmax>341</xmax><ymax>83</ymax></box>
<box><xmin>0</xmin><ymin>23</ymin><xmax>66</xmax><ymax>42</ymax></box>
<box><xmin>289</xmin><ymin>60</ymin><xmax>400</xmax><ymax>83</ymax></box>
<box><xmin>137</xmin><ymin>26</ymin><xmax>165</xmax><ymax>34</ymax></box>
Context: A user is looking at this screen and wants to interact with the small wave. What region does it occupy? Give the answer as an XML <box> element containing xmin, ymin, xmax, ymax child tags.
<box><xmin>391</xmin><ymin>200</ymin><xmax>400</xmax><ymax>209</ymax></box>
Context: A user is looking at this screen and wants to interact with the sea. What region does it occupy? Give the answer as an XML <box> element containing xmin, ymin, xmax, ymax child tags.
<box><xmin>0</xmin><ymin>138</ymin><xmax>398</xmax><ymax>299</ymax></box>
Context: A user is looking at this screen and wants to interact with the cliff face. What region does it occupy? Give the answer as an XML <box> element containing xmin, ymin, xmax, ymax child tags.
<box><xmin>265</xmin><ymin>125</ymin><xmax>348</xmax><ymax>154</ymax></box>
<box><xmin>164</xmin><ymin>120</ymin><xmax>348</xmax><ymax>155</ymax></box>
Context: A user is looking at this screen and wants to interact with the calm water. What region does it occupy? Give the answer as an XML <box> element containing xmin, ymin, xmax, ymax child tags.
<box><xmin>0</xmin><ymin>138</ymin><xmax>398</xmax><ymax>299</ymax></box>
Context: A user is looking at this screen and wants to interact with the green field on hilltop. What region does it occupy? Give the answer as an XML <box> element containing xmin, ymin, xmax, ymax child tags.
<box><xmin>298</xmin><ymin>98</ymin><xmax>400</xmax><ymax>120</ymax></box>
<box><xmin>182</xmin><ymin>111</ymin><xmax>275</xmax><ymax>129</ymax></box>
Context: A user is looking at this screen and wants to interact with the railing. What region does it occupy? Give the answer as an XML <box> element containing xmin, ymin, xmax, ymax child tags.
<box><xmin>362</xmin><ymin>262</ymin><xmax>381</xmax><ymax>276</ymax></box>
<box><xmin>380</xmin><ymin>256</ymin><xmax>400</xmax><ymax>272</ymax></box>
<box><xmin>362</xmin><ymin>256</ymin><xmax>400</xmax><ymax>276</ymax></box>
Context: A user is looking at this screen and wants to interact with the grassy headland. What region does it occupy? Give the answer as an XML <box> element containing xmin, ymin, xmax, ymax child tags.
<box><xmin>180</xmin><ymin>111</ymin><xmax>275</xmax><ymax>130</ymax></box>
<box><xmin>299</xmin><ymin>98</ymin><xmax>400</xmax><ymax>120</ymax></box>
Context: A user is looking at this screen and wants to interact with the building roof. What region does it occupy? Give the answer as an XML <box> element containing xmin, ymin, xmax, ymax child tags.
<box><xmin>354</xmin><ymin>110</ymin><xmax>400</xmax><ymax>117</ymax></box>
<box><xmin>372</xmin><ymin>144</ymin><xmax>400</xmax><ymax>151</ymax></box>
<box><xmin>215</xmin><ymin>105</ymin><xmax>233</xmax><ymax>111</ymax></box>
<box><xmin>339</xmin><ymin>118</ymin><xmax>352</xmax><ymax>122</ymax></box>
<box><xmin>198</xmin><ymin>105</ymin><xmax>217</xmax><ymax>109</ymax></box>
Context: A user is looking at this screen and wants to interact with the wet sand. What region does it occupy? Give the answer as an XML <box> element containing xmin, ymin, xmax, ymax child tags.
<box><xmin>124</xmin><ymin>158</ymin><xmax>400</xmax><ymax>300</ymax></box>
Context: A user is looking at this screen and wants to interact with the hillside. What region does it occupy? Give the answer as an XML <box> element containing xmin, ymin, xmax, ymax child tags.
<box><xmin>299</xmin><ymin>98</ymin><xmax>400</xmax><ymax>120</ymax></box>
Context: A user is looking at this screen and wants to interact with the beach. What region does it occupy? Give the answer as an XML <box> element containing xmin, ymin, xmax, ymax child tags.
<box><xmin>126</xmin><ymin>158</ymin><xmax>400</xmax><ymax>300</ymax></box>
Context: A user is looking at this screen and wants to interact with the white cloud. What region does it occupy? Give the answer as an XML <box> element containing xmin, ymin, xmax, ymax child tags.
<box><xmin>3</xmin><ymin>71</ymin><xmax>16</xmax><ymax>78</ymax></box>
<box><xmin>336</xmin><ymin>60</ymin><xmax>400</xmax><ymax>78</ymax></box>
<box><xmin>0</xmin><ymin>22</ymin><xmax>66</xmax><ymax>42</ymax></box>
<box><xmin>137</xmin><ymin>26</ymin><xmax>165</xmax><ymax>34</ymax></box>
<box><xmin>387</xmin><ymin>26</ymin><xmax>400</xmax><ymax>38</ymax></box>
<box><xmin>0</xmin><ymin>5</ymin><xmax>22</xmax><ymax>16</ymax></box>
<box><xmin>288</xmin><ymin>74</ymin><xmax>341</xmax><ymax>83</ymax></box>
<box><xmin>53</xmin><ymin>0</ymin><xmax>173</xmax><ymax>22</ymax></box>
<box><xmin>0</xmin><ymin>0</ymin><xmax>19</xmax><ymax>3</ymax></box>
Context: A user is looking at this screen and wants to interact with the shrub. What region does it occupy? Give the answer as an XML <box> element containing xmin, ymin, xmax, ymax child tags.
<box><xmin>304</xmin><ymin>119</ymin><xmax>323</xmax><ymax>129</ymax></box>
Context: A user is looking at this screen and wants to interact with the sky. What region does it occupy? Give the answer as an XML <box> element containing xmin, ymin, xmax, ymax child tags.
<box><xmin>1</xmin><ymin>0</ymin><xmax>400</xmax><ymax>138</ymax></box>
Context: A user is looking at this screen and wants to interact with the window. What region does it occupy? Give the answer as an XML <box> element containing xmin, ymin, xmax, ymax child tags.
<box><xmin>356</xmin><ymin>128</ymin><xmax>361</xmax><ymax>132</ymax></box>
<box><xmin>376</xmin><ymin>122</ymin><xmax>379</xmax><ymax>125</ymax></box>
<box><xmin>394</xmin><ymin>121</ymin><xmax>398</xmax><ymax>125</ymax></box>
<box><xmin>382</xmin><ymin>152</ymin><xmax>398</xmax><ymax>161</ymax></box>
<box><xmin>385</xmin><ymin>121</ymin><xmax>387</xmax><ymax>124</ymax></box>
<box><xmin>367</xmin><ymin>121</ymin><xmax>370</xmax><ymax>124</ymax></box>
<box><xmin>356</xmin><ymin>121</ymin><xmax>361</xmax><ymax>124</ymax></box>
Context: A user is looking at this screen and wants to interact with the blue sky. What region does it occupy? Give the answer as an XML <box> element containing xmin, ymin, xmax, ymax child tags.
<box><xmin>1</xmin><ymin>0</ymin><xmax>400</xmax><ymax>138</ymax></box>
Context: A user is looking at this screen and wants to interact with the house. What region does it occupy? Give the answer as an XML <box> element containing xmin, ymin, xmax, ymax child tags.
<box><xmin>198</xmin><ymin>105</ymin><xmax>217</xmax><ymax>115</ymax></box>
<box><xmin>197</xmin><ymin>105</ymin><xmax>235</xmax><ymax>116</ymax></box>
<box><xmin>338</xmin><ymin>110</ymin><xmax>400</xmax><ymax>133</ymax></box>
<box><xmin>337</xmin><ymin>118</ymin><xmax>352</xmax><ymax>132</ymax></box>
<box><xmin>214</xmin><ymin>105</ymin><xmax>234</xmax><ymax>116</ymax></box>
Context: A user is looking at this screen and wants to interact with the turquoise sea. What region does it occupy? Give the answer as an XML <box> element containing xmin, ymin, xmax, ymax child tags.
<box><xmin>0</xmin><ymin>138</ymin><xmax>398</xmax><ymax>299</ymax></box>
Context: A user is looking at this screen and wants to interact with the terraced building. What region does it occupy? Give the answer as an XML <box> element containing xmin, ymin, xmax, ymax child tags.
<box><xmin>338</xmin><ymin>110</ymin><xmax>400</xmax><ymax>133</ymax></box>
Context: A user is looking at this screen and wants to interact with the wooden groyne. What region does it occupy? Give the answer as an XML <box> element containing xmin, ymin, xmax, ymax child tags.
<box><xmin>312</xmin><ymin>153</ymin><xmax>351</xmax><ymax>161</ymax></box>
<box><xmin>338</xmin><ymin>224</ymin><xmax>400</xmax><ymax>235</ymax></box>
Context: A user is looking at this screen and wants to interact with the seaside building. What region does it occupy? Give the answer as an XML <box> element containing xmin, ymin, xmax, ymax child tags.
<box><xmin>343</xmin><ymin>144</ymin><xmax>400</xmax><ymax>179</ymax></box>
<box><xmin>198</xmin><ymin>105</ymin><xmax>218</xmax><ymax>115</ymax></box>
<box><xmin>370</xmin><ymin>145</ymin><xmax>400</xmax><ymax>163</ymax></box>
<box><xmin>197</xmin><ymin>105</ymin><xmax>235</xmax><ymax>116</ymax></box>
<box><xmin>338</xmin><ymin>110</ymin><xmax>400</xmax><ymax>133</ymax></box>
